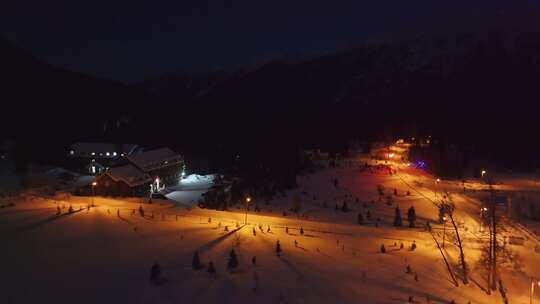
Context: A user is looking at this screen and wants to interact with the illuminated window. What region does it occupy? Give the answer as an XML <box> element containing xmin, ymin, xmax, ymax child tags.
<box><xmin>91</xmin><ymin>152</ymin><xmax>96</xmax><ymax>156</ymax></box>
<box><xmin>91</xmin><ymin>166</ymin><xmax>96</xmax><ymax>174</ymax></box>
<box><xmin>69</xmin><ymin>150</ymin><xmax>75</xmax><ymax>155</ymax></box>
<box><xmin>113</xmin><ymin>152</ymin><xmax>117</xmax><ymax>156</ymax></box>
<box><xmin>106</xmin><ymin>152</ymin><xmax>110</xmax><ymax>156</ymax></box>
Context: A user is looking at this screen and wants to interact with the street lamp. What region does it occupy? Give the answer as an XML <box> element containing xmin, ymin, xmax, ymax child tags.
<box><xmin>442</xmin><ymin>216</ymin><xmax>447</xmax><ymax>248</ymax></box>
<box><xmin>91</xmin><ymin>182</ymin><xmax>97</xmax><ymax>207</ymax></box>
<box><xmin>531</xmin><ymin>278</ymin><xmax>540</xmax><ymax>304</ymax></box>
<box><xmin>481</xmin><ymin>170</ymin><xmax>487</xmax><ymax>178</ymax></box>
<box><xmin>244</xmin><ymin>197</ymin><xmax>251</xmax><ymax>224</ymax></box>
<box><xmin>480</xmin><ymin>207</ymin><xmax>488</xmax><ymax>232</ymax></box>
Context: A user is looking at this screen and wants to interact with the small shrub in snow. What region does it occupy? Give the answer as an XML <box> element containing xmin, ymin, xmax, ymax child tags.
<box><xmin>380</xmin><ymin>244</ymin><xmax>386</xmax><ymax>253</ymax></box>
<box><xmin>227</xmin><ymin>249</ymin><xmax>239</xmax><ymax>271</ymax></box>
<box><xmin>276</xmin><ymin>240</ymin><xmax>282</xmax><ymax>256</ymax></box>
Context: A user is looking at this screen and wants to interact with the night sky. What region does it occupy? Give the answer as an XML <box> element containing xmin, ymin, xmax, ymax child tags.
<box><xmin>2</xmin><ymin>0</ymin><xmax>539</xmax><ymax>82</ymax></box>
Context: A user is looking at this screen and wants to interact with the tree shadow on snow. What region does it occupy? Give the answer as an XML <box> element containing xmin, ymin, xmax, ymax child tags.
<box><xmin>12</xmin><ymin>209</ymin><xmax>83</xmax><ymax>234</ymax></box>
<box><xmin>198</xmin><ymin>225</ymin><xmax>245</xmax><ymax>254</ymax></box>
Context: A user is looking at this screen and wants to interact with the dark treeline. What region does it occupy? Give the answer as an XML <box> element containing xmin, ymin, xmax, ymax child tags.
<box><xmin>2</xmin><ymin>28</ymin><xmax>539</xmax><ymax>184</ymax></box>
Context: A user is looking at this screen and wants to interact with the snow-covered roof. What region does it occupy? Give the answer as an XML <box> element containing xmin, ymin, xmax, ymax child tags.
<box><xmin>127</xmin><ymin>148</ymin><xmax>182</xmax><ymax>172</ymax></box>
<box><xmin>69</xmin><ymin>143</ymin><xmax>139</xmax><ymax>157</ymax></box>
<box><xmin>105</xmin><ymin>164</ymin><xmax>151</xmax><ymax>187</ymax></box>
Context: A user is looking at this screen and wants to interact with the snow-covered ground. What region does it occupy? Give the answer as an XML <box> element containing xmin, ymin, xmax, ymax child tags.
<box><xmin>164</xmin><ymin>174</ymin><xmax>215</xmax><ymax>207</ymax></box>
<box><xmin>1</xmin><ymin>163</ymin><xmax>539</xmax><ymax>303</ymax></box>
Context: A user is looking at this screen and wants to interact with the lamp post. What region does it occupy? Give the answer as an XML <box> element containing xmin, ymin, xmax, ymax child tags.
<box><xmin>480</xmin><ymin>207</ymin><xmax>488</xmax><ymax>232</ymax></box>
<box><xmin>482</xmin><ymin>170</ymin><xmax>487</xmax><ymax>178</ymax></box>
<box><xmin>435</xmin><ymin>178</ymin><xmax>441</xmax><ymax>198</ymax></box>
<box><xmin>244</xmin><ymin>197</ymin><xmax>251</xmax><ymax>225</ymax></box>
<box><xmin>91</xmin><ymin>182</ymin><xmax>97</xmax><ymax>207</ymax></box>
<box><xmin>531</xmin><ymin>278</ymin><xmax>540</xmax><ymax>304</ymax></box>
<box><xmin>442</xmin><ymin>215</ymin><xmax>447</xmax><ymax>248</ymax></box>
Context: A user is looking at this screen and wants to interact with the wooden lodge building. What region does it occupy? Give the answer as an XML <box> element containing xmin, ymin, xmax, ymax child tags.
<box><xmin>94</xmin><ymin>147</ymin><xmax>184</xmax><ymax>196</ymax></box>
<box><xmin>67</xmin><ymin>142</ymin><xmax>142</xmax><ymax>175</ymax></box>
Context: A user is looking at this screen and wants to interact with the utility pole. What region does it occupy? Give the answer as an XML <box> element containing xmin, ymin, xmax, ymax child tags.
<box><xmin>488</xmin><ymin>179</ymin><xmax>497</xmax><ymax>291</ymax></box>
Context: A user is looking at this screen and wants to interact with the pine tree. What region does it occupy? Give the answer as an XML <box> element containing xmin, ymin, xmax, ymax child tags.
<box><xmin>407</xmin><ymin>206</ymin><xmax>417</xmax><ymax>228</ymax></box>
<box><xmin>150</xmin><ymin>262</ymin><xmax>161</xmax><ymax>282</ymax></box>
<box><xmin>192</xmin><ymin>251</ymin><xmax>202</xmax><ymax>270</ymax></box>
<box><xmin>358</xmin><ymin>212</ymin><xmax>364</xmax><ymax>225</ymax></box>
<box><xmin>227</xmin><ymin>249</ymin><xmax>239</xmax><ymax>270</ymax></box>
<box><xmin>207</xmin><ymin>261</ymin><xmax>216</xmax><ymax>276</ymax></box>
<box><xmin>393</xmin><ymin>206</ymin><xmax>403</xmax><ymax>227</ymax></box>
<box><xmin>341</xmin><ymin>201</ymin><xmax>350</xmax><ymax>212</ymax></box>
<box><xmin>139</xmin><ymin>206</ymin><xmax>144</xmax><ymax>217</ymax></box>
<box><xmin>276</xmin><ymin>240</ymin><xmax>282</xmax><ymax>256</ymax></box>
